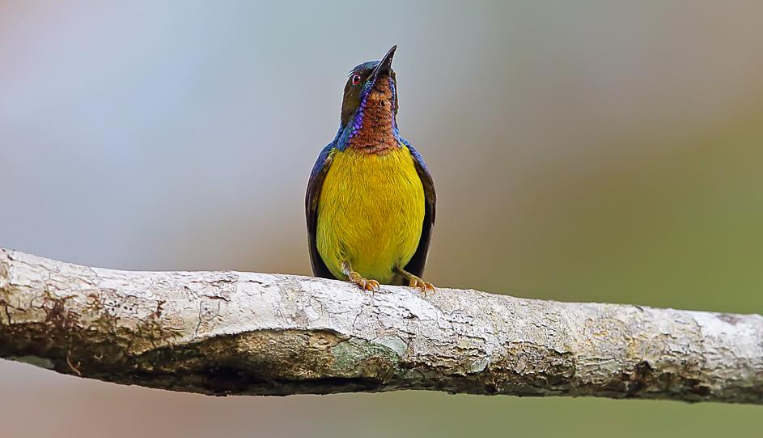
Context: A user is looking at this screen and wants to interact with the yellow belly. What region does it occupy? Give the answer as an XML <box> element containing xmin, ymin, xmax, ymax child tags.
<box><xmin>316</xmin><ymin>146</ymin><xmax>425</xmax><ymax>284</ymax></box>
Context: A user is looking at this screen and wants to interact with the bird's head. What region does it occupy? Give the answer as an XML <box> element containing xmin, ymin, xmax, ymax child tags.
<box><xmin>336</xmin><ymin>46</ymin><xmax>400</xmax><ymax>149</ymax></box>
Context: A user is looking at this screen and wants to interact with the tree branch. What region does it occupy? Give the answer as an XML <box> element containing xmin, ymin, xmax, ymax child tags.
<box><xmin>1</xmin><ymin>248</ymin><xmax>761</xmax><ymax>403</ymax></box>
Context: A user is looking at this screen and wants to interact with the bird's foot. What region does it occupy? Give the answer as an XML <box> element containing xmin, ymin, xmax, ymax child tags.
<box><xmin>394</xmin><ymin>266</ymin><xmax>435</xmax><ymax>295</ymax></box>
<box><xmin>347</xmin><ymin>271</ymin><xmax>380</xmax><ymax>292</ymax></box>
<box><xmin>407</xmin><ymin>275</ymin><xmax>435</xmax><ymax>295</ymax></box>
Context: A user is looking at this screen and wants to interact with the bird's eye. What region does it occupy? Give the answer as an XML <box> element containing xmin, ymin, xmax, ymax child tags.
<box><xmin>351</xmin><ymin>74</ymin><xmax>361</xmax><ymax>85</ymax></box>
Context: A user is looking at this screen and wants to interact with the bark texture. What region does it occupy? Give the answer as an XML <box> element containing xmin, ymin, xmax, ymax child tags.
<box><xmin>1</xmin><ymin>247</ymin><xmax>762</xmax><ymax>403</ymax></box>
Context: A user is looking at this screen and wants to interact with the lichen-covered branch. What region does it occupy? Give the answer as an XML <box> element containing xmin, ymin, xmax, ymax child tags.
<box><xmin>1</xmin><ymin>248</ymin><xmax>762</xmax><ymax>403</ymax></box>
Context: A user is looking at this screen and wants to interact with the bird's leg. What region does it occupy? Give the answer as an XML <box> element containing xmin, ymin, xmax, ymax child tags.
<box><xmin>394</xmin><ymin>266</ymin><xmax>435</xmax><ymax>295</ymax></box>
<box><xmin>341</xmin><ymin>261</ymin><xmax>380</xmax><ymax>292</ymax></box>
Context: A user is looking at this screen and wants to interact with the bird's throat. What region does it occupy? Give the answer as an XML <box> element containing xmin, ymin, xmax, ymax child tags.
<box><xmin>347</xmin><ymin>78</ymin><xmax>398</xmax><ymax>154</ymax></box>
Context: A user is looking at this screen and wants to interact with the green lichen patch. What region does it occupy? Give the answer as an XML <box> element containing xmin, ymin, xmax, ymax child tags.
<box><xmin>127</xmin><ymin>330</ymin><xmax>404</xmax><ymax>395</ymax></box>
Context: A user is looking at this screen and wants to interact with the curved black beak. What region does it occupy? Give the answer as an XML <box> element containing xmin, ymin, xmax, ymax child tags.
<box><xmin>370</xmin><ymin>45</ymin><xmax>397</xmax><ymax>82</ymax></box>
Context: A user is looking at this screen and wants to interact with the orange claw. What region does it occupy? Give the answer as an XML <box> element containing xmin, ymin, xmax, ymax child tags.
<box><xmin>408</xmin><ymin>276</ymin><xmax>435</xmax><ymax>295</ymax></box>
<box><xmin>348</xmin><ymin>272</ymin><xmax>380</xmax><ymax>292</ymax></box>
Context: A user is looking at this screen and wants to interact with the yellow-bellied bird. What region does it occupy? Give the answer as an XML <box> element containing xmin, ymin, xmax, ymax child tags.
<box><xmin>306</xmin><ymin>46</ymin><xmax>436</xmax><ymax>292</ymax></box>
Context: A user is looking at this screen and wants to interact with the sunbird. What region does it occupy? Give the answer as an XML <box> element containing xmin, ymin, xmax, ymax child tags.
<box><xmin>306</xmin><ymin>46</ymin><xmax>436</xmax><ymax>292</ymax></box>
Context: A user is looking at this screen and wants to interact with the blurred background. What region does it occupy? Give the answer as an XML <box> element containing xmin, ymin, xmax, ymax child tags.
<box><xmin>1</xmin><ymin>0</ymin><xmax>762</xmax><ymax>436</ymax></box>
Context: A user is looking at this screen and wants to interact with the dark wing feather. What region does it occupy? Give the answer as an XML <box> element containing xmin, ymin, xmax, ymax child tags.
<box><xmin>306</xmin><ymin>144</ymin><xmax>337</xmax><ymax>279</ymax></box>
<box><xmin>402</xmin><ymin>141</ymin><xmax>436</xmax><ymax>279</ymax></box>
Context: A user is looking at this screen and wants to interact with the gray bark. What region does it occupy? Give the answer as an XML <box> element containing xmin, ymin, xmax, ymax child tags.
<box><xmin>1</xmin><ymin>247</ymin><xmax>761</xmax><ymax>403</ymax></box>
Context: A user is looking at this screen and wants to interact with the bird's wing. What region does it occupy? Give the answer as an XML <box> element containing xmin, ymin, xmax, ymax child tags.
<box><xmin>402</xmin><ymin>140</ymin><xmax>436</xmax><ymax>278</ymax></box>
<box><xmin>305</xmin><ymin>143</ymin><xmax>337</xmax><ymax>279</ymax></box>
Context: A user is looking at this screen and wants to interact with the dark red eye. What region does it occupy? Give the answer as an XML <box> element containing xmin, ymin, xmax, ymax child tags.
<box><xmin>351</xmin><ymin>74</ymin><xmax>361</xmax><ymax>85</ymax></box>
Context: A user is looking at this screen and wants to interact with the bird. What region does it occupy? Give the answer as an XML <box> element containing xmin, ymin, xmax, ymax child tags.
<box><xmin>305</xmin><ymin>46</ymin><xmax>436</xmax><ymax>293</ymax></box>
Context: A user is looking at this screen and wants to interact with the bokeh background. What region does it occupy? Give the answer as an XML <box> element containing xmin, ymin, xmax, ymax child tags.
<box><xmin>2</xmin><ymin>0</ymin><xmax>762</xmax><ymax>436</ymax></box>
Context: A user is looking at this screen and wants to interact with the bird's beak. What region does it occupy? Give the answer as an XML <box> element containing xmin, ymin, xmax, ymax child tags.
<box><xmin>370</xmin><ymin>45</ymin><xmax>397</xmax><ymax>83</ymax></box>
